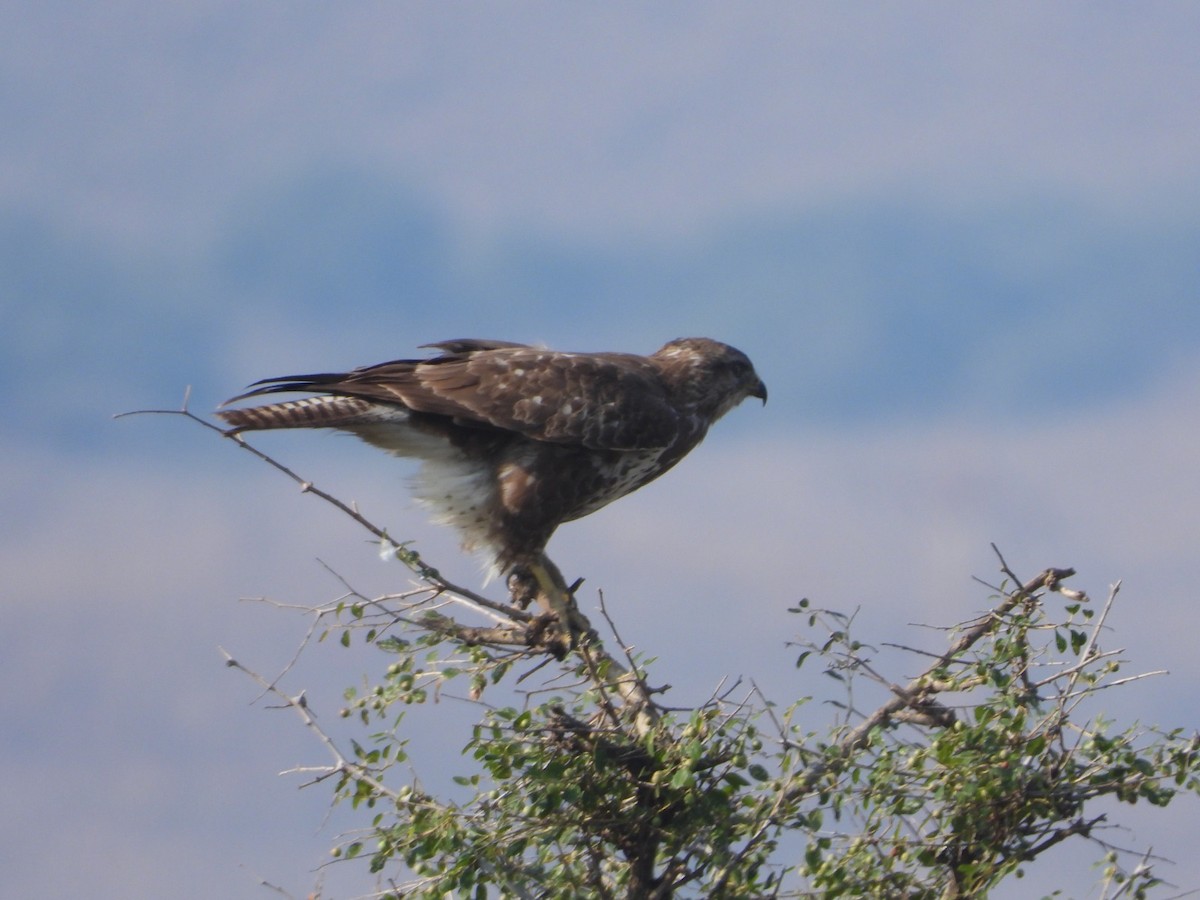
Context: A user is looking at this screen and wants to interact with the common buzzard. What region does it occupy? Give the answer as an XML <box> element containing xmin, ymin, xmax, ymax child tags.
<box><xmin>217</xmin><ymin>338</ymin><xmax>766</xmax><ymax>609</ymax></box>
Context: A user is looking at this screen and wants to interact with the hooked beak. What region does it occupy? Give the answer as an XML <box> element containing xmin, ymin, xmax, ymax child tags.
<box><xmin>751</xmin><ymin>379</ymin><xmax>767</xmax><ymax>405</ymax></box>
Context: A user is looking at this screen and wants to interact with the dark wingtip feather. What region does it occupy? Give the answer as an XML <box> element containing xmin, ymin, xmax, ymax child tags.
<box><xmin>420</xmin><ymin>339</ymin><xmax>530</xmax><ymax>354</ymax></box>
<box><xmin>218</xmin><ymin>373</ymin><xmax>350</xmax><ymax>408</ymax></box>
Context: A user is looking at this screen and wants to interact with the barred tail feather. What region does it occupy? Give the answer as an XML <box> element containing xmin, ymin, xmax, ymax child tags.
<box><xmin>216</xmin><ymin>396</ymin><xmax>379</xmax><ymax>432</ymax></box>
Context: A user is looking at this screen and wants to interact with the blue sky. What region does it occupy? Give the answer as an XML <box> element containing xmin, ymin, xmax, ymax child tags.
<box><xmin>3</xmin><ymin>5</ymin><xmax>1199</xmax><ymax>898</ymax></box>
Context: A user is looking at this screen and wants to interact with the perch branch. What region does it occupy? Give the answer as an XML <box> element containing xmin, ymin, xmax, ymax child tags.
<box><xmin>122</xmin><ymin>398</ymin><xmax>662</xmax><ymax>732</ymax></box>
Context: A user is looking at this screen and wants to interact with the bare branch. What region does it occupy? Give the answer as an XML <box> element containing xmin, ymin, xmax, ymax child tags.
<box><xmin>219</xmin><ymin>647</ymin><xmax>401</xmax><ymax>802</ymax></box>
<box><xmin>119</xmin><ymin>404</ymin><xmax>522</xmax><ymax>616</ymax></box>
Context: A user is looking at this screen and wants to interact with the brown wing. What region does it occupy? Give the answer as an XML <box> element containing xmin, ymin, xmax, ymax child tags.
<box><xmin>222</xmin><ymin>341</ymin><xmax>689</xmax><ymax>451</ymax></box>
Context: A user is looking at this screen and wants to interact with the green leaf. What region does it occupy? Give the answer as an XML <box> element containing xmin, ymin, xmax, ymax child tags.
<box><xmin>670</xmin><ymin>768</ymin><xmax>695</xmax><ymax>789</ymax></box>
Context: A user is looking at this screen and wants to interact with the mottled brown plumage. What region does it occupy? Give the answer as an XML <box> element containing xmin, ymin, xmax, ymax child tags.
<box><xmin>217</xmin><ymin>338</ymin><xmax>766</xmax><ymax>579</ymax></box>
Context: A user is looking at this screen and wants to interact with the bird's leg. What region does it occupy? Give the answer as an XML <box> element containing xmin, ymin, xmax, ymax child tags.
<box><xmin>508</xmin><ymin>554</ymin><xmax>589</xmax><ymax>655</ymax></box>
<box><xmin>528</xmin><ymin>553</ymin><xmax>573</xmax><ymax>621</ymax></box>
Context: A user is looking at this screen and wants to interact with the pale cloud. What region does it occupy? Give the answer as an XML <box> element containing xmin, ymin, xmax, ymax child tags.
<box><xmin>564</xmin><ymin>354</ymin><xmax>1200</xmax><ymax>680</ymax></box>
<box><xmin>4</xmin><ymin>4</ymin><xmax>1199</xmax><ymax>895</ymax></box>
<box><xmin>4</xmin><ymin>350</ymin><xmax>1199</xmax><ymax>896</ymax></box>
<box><xmin>3</xmin><ymin>4</ymin><xmax>1198</xmax><ymax>251</ymax></box>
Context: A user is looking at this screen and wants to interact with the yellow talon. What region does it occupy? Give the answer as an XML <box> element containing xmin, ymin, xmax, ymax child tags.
<box><xmin>510</xmin><ymin>555</ymin><xmax>585</xmax><ymax>654</ymax></box>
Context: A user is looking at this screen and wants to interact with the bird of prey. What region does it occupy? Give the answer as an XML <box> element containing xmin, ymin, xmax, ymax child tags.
<box><xmin>217</xmin><ymin>338</ymin><xmax>766</xmax><ymax>626</ymax></box>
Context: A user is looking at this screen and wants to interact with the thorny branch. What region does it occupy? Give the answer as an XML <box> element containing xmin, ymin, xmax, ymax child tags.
<box><xmin>119</xmin><ymin>399</ymin><xmax>509</xmax><ymax>613</ymax></box>
<box><xmin>219</xmin><ymin>647</ymin><xmax>401</xmax><ymax>802</ymax></box>
<box><xmin>786</xmin><ymin>546</ymin><xmax>1079</xmax><ymax>802</ymax></box>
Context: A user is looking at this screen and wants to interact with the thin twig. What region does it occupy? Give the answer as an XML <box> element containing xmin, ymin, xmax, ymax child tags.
<box><xmin>118</xmin><ymin>403</ymin><xmax>524</xmax><ymax>619</ymax></box>
<box><xmin>220</xmin><ymin>647</ymin><xmax>401</xmax><ymax>802</ymax></box>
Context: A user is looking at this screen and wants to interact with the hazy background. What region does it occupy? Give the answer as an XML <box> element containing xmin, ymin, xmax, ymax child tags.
<box><xmin>3</xmin><ymin>4</ymin><xmax>1198</xmax><ymax>897</ymax></box>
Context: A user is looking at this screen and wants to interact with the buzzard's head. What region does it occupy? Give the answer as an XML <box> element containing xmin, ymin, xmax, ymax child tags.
<box><xmin>653</xmin><ymin>338</ymin><xmax>767</xmax><ymax>420</ymax></box>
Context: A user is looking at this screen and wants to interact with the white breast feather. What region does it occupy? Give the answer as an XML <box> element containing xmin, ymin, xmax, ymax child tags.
<box><xmin>345</xmin><ymin>415</ymin><xmax>504</xmax><ymax>579</ymax></box>
<box><xmin>411</xmin><ymin>456</ymin><xmax>501</xmax><ymax>569</ymax></box>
